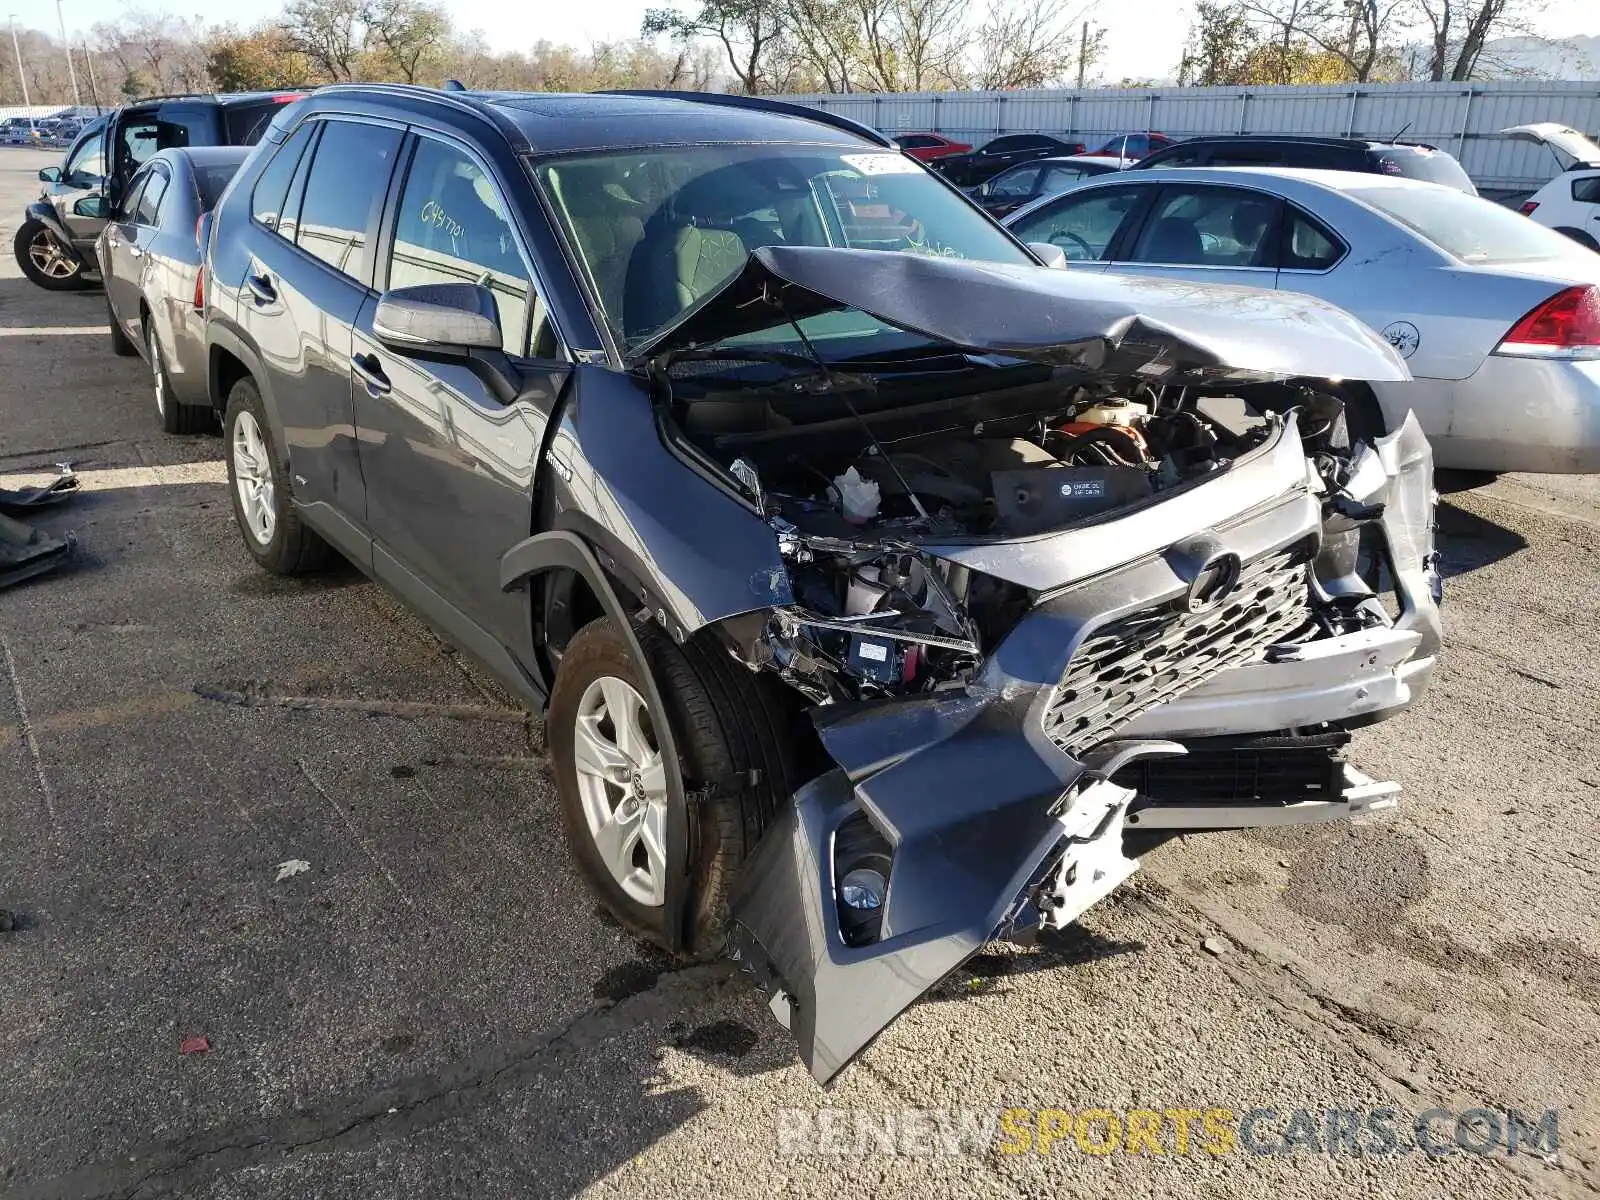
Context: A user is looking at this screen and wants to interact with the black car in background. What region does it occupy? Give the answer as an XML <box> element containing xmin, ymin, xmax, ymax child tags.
<box><xmin>16</xmin><ymin>90</ymin><xmax>305</xmax><ymax>290</ymax></box>
<box><xmin>970</xmin><ymin>155</ymin><xmax>1120</xmax><ymax>217</ymax></box>
<box><xmin>1134</xmin><ymin>135</ymin><xmax>1478</xmax><ymax>194</ymax></box>
<box><xmin>95</xmin><ymin>146</ymin><xmax>251</xmax><ymax>433</ymax></box>
<box><xmin>930</xmin><ymin>133</ymin><xmax>1087</xmax><ymax>187</ymax></box>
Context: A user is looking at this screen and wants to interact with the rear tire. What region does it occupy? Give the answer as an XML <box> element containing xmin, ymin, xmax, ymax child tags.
<box><xmin>1554</xmin><ymin>227</ymin><xmax>1599</xmax><ymax>252</ymax></box>
<box><xmin>547</xmin><ymin>616</ymin><xmax>796</xmax><ymax>955</ymax></box>
<box><xmin>150</xmin><ymin>322</ymin><xmax>211</xmax><ymax>434</ymax></box>
<box><xmin>222</xmin><ymin>377</ymin><xmax>330</xmax><ymax>574</ymax></box>
<box><xmin>106</xmin><ymin>298</ymin><xmax>136</xmax><ymax>356</ymax></box>
<box><xmin>13</xmin><ymin>220</ymin><xmax>90</xmax><ymax>291</ymax></box>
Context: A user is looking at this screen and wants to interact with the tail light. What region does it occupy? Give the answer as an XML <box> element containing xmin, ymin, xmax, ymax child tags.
<box><xmin>1520</xmin><ymin>200</ymin><xmax>1540</xmax><ymax>215</ymax></box>
<box><xmin>193</xmin><ymin>265</ymin><xmax>205</xmax><ymax>311</ymax></box>
<box><xmin>1496</xmin><ymin>285</ymin><xmax>1600</xmax><ymax>359</ymax></box>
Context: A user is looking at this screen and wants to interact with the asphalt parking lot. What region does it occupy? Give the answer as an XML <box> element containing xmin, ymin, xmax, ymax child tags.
<box><xmin>1</xmin><ymin>144</ymin><xmax>1597</xmax><ymax>1199</ymax></box>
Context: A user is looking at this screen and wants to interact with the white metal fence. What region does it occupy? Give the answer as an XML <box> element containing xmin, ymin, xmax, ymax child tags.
<box><xmin>776</xmin><ymin>81</ymin><xmax>1600</xmax><ymax>194</ymax></box>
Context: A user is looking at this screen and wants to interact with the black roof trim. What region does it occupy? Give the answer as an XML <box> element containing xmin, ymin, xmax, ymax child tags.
<box><xmin>303</xmin><ymin>82</ymin><xmax>532</xmax><ymax>152</ymax></box>
<box><xmin>1166</xmin><ymin>133</ymin><xmax>1444</xmax><ymax>152</ymax></box>
<box><xmin>599</xmin><ymin>90</ymin><xmax>894</xmax><ymax>149</ymax></box>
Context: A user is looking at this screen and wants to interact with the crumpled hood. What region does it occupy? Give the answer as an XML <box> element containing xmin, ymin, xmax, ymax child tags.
<box><xmin>633</xmin><ymin>245</ymin><xmax>1410</xmax><ymax>385</ymax></box>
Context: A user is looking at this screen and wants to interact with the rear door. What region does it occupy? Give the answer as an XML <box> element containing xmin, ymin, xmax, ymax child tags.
<box><xmin>102</xmin><ymin>167</ymin><xmax>153</xmax><ymax>327</ymax></box>
<box><xmin>1005</xmin><ymin>182</ymin><xmax>1156</xmax><ymax>271</ymax></box>
<box><xmin>1104</xmin><ymin>181</ymin><xmax>1284</xmax><ymax>289</ymax></box>
<box><xmin>239</xmin><ymin>116</ymin><xmax>405</xmax><ymax>536</ymax></box>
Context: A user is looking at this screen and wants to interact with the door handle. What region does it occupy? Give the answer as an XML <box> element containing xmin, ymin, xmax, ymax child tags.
<box><xmin>350</xmin><ymin>353</ymin><xmax>391</xmax><ymax>396</ymax></box>
<box><xmin>128</xmin><ymin>245</ymin><xmax>143</xmax><ymax>258</ymax></box>
<box><xmin>245</xmin><ymin>272</ymin><xmax>276</xmax><ymax>304</ymax></box>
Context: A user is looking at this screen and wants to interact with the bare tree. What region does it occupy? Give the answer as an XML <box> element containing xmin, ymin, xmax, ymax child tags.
<box><xmin>1414</xmin><ymin>0</ymin><xmax>1529</xmax><ymax>80</ymax></box>
<box><xmin>643</xmin><ymin>0</ymin><xmax>788</xmax><ymax>92</ymax></box>
<box><xmin>362</xmin><ymin>0</ymin><xmax>448</xmax><ymax>83</ymax></box>
<box><xmin>971</xmin><ymin>0</ymin><xmax>1093</xmax><ymax>90</ymax></box>
<box><xmin>852</xmin><ymin>0</ymin><xmax>970</xmax><ymax>90</ymax></box>
<box><xmin>281</xmin><ymin>0</ymin><xmax>365</xmax><ymax>81</ymax></box>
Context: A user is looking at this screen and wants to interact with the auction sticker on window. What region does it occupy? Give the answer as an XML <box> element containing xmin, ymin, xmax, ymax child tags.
<box><xmin>842</xmin><ymin>153</ymin><xmax>922</xmax><ymax>176</ymax></box>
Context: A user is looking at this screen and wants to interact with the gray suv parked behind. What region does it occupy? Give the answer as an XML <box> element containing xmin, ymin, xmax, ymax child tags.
<box><xmin>203</xmin><ymin>85</ymin><xmax>1441</xmax><ymax>1084</ymax></box>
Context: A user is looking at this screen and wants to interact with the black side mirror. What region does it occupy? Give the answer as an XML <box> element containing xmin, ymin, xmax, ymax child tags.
<box><xmin>37</xmin><ymin>166</ymin><xmax>61</xmax><ymax>183</ymax></box>
<box><xmin>373</xmin><ymin>282</ymin><xmax>502</xmax><ymax>354</ymax></box>
<box><xmin>73</xmin><ymin>195</ymin><xmax>109</xmax><ymax>219</ymax></box>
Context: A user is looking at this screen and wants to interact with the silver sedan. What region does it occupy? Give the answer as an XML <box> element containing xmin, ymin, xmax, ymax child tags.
<box><xmin>1005</xmin><ymin>166</ymin><xmax>1600</xmax><ymax>473</ymax></box>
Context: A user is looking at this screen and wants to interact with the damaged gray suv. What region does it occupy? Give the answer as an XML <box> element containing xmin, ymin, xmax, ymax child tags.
<box><xmin>204</xmin><ymin>86</ymin><xmax>1442</xmax><ymax>1083</ymax></box>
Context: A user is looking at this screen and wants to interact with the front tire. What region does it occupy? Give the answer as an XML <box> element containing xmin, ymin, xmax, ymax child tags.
<box><xmin>223</xmin><ymin>377</ymin><xmax>330</xmax><ymax>574</ymax></box>
<box><xmin>547</xmin><ymin>616</ymin><xmax>796</xmax><ymax>955</ymax></box>
<box><xmin>13</xmin><ymin>220</ymin><xmax>90</xmax><ymax>291</ymax></box>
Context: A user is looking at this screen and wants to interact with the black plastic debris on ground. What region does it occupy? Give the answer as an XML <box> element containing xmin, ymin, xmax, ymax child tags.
<box><xmin>0</xmin><ymin>463</ymin><xmax>80</xmax><ymax>589</ymax></box>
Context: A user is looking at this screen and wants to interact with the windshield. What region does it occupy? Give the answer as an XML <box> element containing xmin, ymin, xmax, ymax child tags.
<box><xmin>1348</xmin><ymin>183</ymin><xmax>1580</xmax><ymax>263</ymax></box>
<box><xmin>1369</xmin><ymin>147</ymin><xmax>1475</xmax><ymax>194</ymax></box>
<box><xmin>535</xmin><ymin>144</ymin><xmax>1030</xmax><ymax>350</ymax></box>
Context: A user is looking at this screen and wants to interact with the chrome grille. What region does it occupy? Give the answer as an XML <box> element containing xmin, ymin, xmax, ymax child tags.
<box><xmin>1042</xmin><ymin>543</ymin><xmax>1313</xmax><ymax>757</ymax></box>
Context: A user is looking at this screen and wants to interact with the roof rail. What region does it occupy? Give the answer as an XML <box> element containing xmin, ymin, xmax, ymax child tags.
<box><xmin>600</xmin><ymin>90</ymin><xmax>894</xmax><ymax>148</ymax></box>
<box><xmin>304</xmin><ymin>82</ymin><xmax>530</xmax><ymax>151</ymax></box>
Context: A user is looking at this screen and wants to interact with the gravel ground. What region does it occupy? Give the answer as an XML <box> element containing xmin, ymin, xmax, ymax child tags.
<box><xmin>0</xmin><ymin>146</ymin><xmax>1596</xmax><ymax>1199</ymax></box>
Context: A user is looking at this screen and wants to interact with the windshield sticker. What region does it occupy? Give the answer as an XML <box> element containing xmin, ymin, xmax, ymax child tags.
<box><xmin>841</xmin><ymin>152</ymin><xmax>922</xmax><ymax>176</ymax></box>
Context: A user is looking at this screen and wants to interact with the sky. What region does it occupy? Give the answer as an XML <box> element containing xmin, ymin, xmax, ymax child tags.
<box><xmin>28</xmin><ymin>0</ymin><xmax>1600</xmax><ymax>86</ymax></box>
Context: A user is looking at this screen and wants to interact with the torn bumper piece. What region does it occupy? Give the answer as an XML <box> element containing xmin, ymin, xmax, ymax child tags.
<box><xmin>0</xmin><ymin>510</ymin><xmax>76</xmax><ymax>590</ymax></box>
<box><xmin>730</xmin><ymin>486</ymin><xmax>1329</xmax><ymax>1083</ymax></box>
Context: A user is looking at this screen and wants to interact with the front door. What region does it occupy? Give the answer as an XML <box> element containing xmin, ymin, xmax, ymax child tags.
<box><xmin>48</xmin><ymin>124</ymin><xmax>110</xmax><ymax>255</ymax></box>
<box><xmin>354</xmin><ymin>131</ymin><xmax>569</xmax><ymax>654</ymax></box>
<box><xmin>1003</xmin><ymin>183</ymin><xmax>1155</xmax><ymax>272</ymax></box>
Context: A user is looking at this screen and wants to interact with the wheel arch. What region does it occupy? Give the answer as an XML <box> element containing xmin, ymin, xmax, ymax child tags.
<box><xmin>1553</xmin><ymin>226</ymin><xmax>1599</xmax><ymax>251</ymax></box>
<box><xmin>501</xmin><ymin>529</ymin><xmax>693</xmax><ymax>952</ymax></box>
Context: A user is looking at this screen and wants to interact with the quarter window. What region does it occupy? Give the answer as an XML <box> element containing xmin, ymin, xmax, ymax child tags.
<box><xmin>1008</xmin><ymin>186</ymin><xmax>1146</xmax><ymax>261</ymax></box>
<box><xmin>388</xmin><ymin>138</ymin><xmax>548</xmax><ymax>357</ymax></box>
<box><xmin>1282</xmin><ymin>209</ymin><xmax>1344</xmax><ymax>270</ymax></box>
<box><xmin>252</xmin><ymin>122</ymin><xmax>316</xmax><ymax>236</ymax></box>
<box><xmin>295</xmin><ymin>120</ymin><xmax>403</xmax><ymax>281</ymax></box>
<box><xmin>988</xmin><ymin>166</ymin><xmax>1041</xmax><ymax>198</ymax></box>
<box><xmin>1127</xmin><ymin>186</ymin><xmax>1280</xmax><ymax>267</ymax></box>
<box><xmin>1572</xmin><ymin>176</ymin><xmax>1600</xmax><ymax>204</ymax></box>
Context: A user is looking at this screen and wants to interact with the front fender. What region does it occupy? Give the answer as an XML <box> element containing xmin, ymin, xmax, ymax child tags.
<box><xmin>24</xmin><ymin>202</ymin><xmax>81</xmax><ymax>261</ymax></box>
<box><xmin>499</xmin><ymin>530</ymin><xmax>693</xmax><ymax>953</ymax></box>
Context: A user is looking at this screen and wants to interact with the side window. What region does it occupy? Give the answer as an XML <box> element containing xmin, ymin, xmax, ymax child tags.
<box><xmin>1040</xmin><ymin>164</ymin><xmax>1089</xmax><ymax>192</ymax></box>
<box><xmin>295</xmin><ymin>120</ymin><xmax>404</xmax><ymax>281</ymax></box>
<box><xmin>252</xmin><ymin>123</ymin><xmax>316</xmax><ymax>236</ymax></box>
<box><xmin>134</xmin><ymin>169</ymin><xmax>169</xmax><ymax>225</ymax></box>
<box><xmin>1572</xmin><ymin>176</ymin><xmax>1600</xmax><ymax>204</ymax></box>
<box><xmin>899</xmin><ymin>135</ymin><xmax>938</xmax><ymax>150</ymax></box>
<box><xmin>64</xmin><ymin>131</ymin><xmax>106</xmax><ymax>188</ymax></box>
<box><xmin>1207</xmin><ymin>144</ymin><xmax>1289</xmax><ymax>167</ymax></box>
<box><xmin>1281</xmin><ymin>208</ymin><xmax>1344</xmax><ymax>270</ymax></box>
<box><xmin>387</xmin><ymin>137</ymin><xmax>549</xmax><ymax>357</ymax></box>
<box><xmin>224</xmin><ymin>101</ymin><xmax>282</xmax><ymax>146</ymax></box>
<box><xmin>1127</xmin><ymin>186</ymin><xmax>1281</xmax><ymax>267</ymax></box>
<box><xmin>988</xmin><ymin>166</ymin><xmax>1041</xmax><ymax>197</ymax></box>
<box><xmin>1150</xmin><ymin>145</ymin><xmax>1203</xmax><ymax>168</ymax></box>
<box><xmin>983</xmin><ymin>137</ymin><xmax>1024</xmax><ymax>156</ymax></box>
<box><xmin>1009</xmin><ymin>186</ymin><xmax>1147</xmax><ymax>261</ymax></box>
<box><xmin>115</xmin><ymin>172</ymin><xmax>149</xmax><ymax>222</ymax></box>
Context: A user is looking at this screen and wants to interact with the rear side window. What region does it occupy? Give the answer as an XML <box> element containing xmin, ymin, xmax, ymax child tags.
<box><xmin>1369</xmin><ymin>148</ymin><xmax>1475</xmax><ymax>194</ymax></box>
<box><xmin>223</xmin><ymin>102</ymin><xmax>284</xmax><ymax>146</ymax></box>
<box><xmin>135</xmin><ymin>169</ymin><xmax>169</xmax><ymax>224</ymax></box>
<box><xmin>251</xmin><ymin>123</ymin><xmax>316</xmax><ymax>235</ymax></box>
<box><xmin>295</xmin><ymin>120</ymin><xmax>404</xmax><ymax>281</ymax></box>
<box><xmin>1572</xmin><ymin>176</ymin><xmax>1600</xmax><ymax>203</ymax></box>
<box><xmin>1206</xmin><ymin>143</ymin><xmax>1290</xmax><ymax>167</ymax></box>
<box><xmin>1142</xmin><ymin>144</ymin><xmax>1203</xmax><ymax>168</ymax></box>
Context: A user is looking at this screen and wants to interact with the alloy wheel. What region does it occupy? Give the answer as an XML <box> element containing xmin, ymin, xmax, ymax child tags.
<box><xmin>571</xmin><ymin>676</ymin><xmax>669</xmax><ymax>906</ymax></box>
<box><xmin>231</xmin><ymin>409</ymin><xmax>277</xmax><ymax>546</ymax></box>
<box><xmin>27</xmin><ymin>229</ymin><xmax>78</xmax><ymax>279</ymax></box>
<box><xmin>148</xmin><ymin>327</ymin><xmax>166</xmax><ymax>417</ymax></box>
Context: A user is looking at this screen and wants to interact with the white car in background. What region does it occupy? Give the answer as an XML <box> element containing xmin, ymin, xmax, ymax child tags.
<box><xmin>1005</xmin><ymin>167</ymin><xmax>1600</xmax><ymax>473</ymax></box>
<box><xmin>1504</xmin><ymin>123</ymin><xmax>1600</xmax><ymax>252</ymax></box>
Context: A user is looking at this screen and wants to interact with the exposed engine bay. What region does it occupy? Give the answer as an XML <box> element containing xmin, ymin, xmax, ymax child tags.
<box><xmin>660</xmin><ymin>351</ymin><xmax>1397</xmax><ymax>707</ymax></box>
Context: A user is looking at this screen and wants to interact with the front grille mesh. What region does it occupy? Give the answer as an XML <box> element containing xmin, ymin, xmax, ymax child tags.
<box><xmin>1042</xmin><ymin>542</ymin><xmax>1313</xmax><ymax>757</ymax></box>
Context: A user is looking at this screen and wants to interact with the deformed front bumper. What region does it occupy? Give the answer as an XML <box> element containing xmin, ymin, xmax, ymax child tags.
<box><xmin>730</xmin><ymin>415</ymin><xmax>1440</xmax><ymax>1085</ymax></box>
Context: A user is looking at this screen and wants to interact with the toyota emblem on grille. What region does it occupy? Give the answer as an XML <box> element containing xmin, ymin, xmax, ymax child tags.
<box><xmin>1184</xmin><ymin>552</ymin><xmax>1243</xmax><ymax>612</ymax></box>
